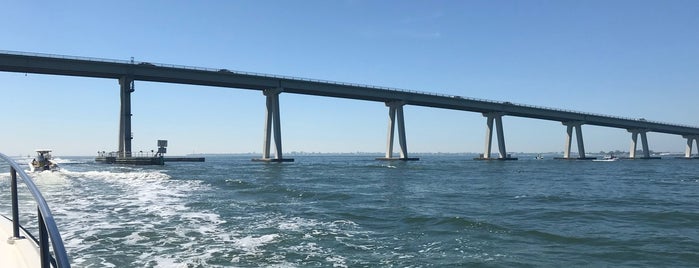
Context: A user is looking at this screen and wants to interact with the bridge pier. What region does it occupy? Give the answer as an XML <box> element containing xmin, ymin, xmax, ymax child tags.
<box><xmin>118</xmin><ymin>76</ymin><xmax>134</xmax><ymax>158</ymax></box>
<box><xmin>556</xmin><ymin>121</ymin><xmax>595</xmax><ymax>160</ymax></box>
<box><xmin>253</xmin><ymin>88</ymin><xmax>293</xmax><ymax>162</ymax></box>
<box><xmin>679</xmin><ymin>135</ymin><xmax>699</xmax><ymax>159</ymax></box>
<box><xmin>475</xmin><ymin>112</ymin><xmax>516</xmax><ymax>160</ymax></box>
<box><xmin>625</xmin><ymin>130</ymin><xmax>660</xmax><ymax>159</ymax></box>
<box><xmin>376</xmin><ymin>101</ymin><xmax>418</xmax><ymax>161</ymax></box>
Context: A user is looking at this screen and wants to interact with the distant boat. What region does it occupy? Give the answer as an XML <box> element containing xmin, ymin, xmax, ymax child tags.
<box><xmin>594</xmin><ymin>154</ymin><xmax>618</xmax><ymax>162</ymax></box>
<box><xmin>535</xmin><ymin>154</ymin><xmax>544</xmax><ymax>160</ymax></box>
<box><xmin>29</xmin><ymin>149</ymin><xmax>59</xmax><ymax>172</ymax></box>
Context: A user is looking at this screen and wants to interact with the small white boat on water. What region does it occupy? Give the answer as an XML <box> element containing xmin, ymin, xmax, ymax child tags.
<box><xmin>29</xmin><ymin>149</ymin><xmax>59</xmax><ymax>172</ymax></box>
<box><xmin>593</xmin><ymin>154</ymin><xmax>619</xmax><ymax>162</ymax></box>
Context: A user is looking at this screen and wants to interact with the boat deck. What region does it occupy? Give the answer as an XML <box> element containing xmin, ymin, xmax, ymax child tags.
<box><xmin>0</xmin><ymin>216</ymin><xmax>41</xmax><ymax>268</ymax></box>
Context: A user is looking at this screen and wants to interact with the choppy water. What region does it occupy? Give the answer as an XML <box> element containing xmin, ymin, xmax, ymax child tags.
<box><xmin>1</xmin><ymin>154</ymin><xmax>699</xmax><ymax>267</ymax></box>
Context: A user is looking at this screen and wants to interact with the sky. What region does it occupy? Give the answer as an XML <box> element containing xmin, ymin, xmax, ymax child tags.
<box><xmin>1</xmin><ymin>0</ymin><xmax>698</xmax><ymax>156</ymax></box>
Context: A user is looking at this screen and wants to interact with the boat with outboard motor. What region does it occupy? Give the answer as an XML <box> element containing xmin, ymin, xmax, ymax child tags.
<box><xmin>1</xmin><ymin>152</ymin><xmax>71</xmax><ymax>267</ymax></box>
<box><xmin>29</xmin><ymin>149</ymin><xmax>59</xmax><ymax>172</ymax></box>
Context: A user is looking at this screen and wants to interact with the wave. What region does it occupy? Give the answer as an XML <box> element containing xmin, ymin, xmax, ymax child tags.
<box><xmin>401</xmin><ymin>215</ymin><xmax>510</xmax><ymax>234</ymax></box>
<box><xmin>53</xmin><ymin>167</ymin><xmax>368</xmax><ymax>267</ymax></box>
<box><xmin>51</xmin><ymin>157</ymin><xmax>88</xmax><ymax>164</ymax></box>
<box><xmin>61</xmin><ymin>169</ymin><xmax>170</xmax><ymax>182</ymax></box>
<box><xmin>40</xmin><ymin>168</ymin><xmax>226</xmax><ymax>267</ymax></box>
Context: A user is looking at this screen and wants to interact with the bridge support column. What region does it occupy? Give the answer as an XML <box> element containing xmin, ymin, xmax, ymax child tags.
<box><xmin>253</xmin><ymin>88</ymin><xmax>293</xmax><ymax>162</ymax></box>
<box><xmin>118</xmin><ymin>76</ymin><xmax>134</xmax><ymax>158</ymax></box>
<box><xmin>626</xmin><ymin>130</ymin><xmax>659</xmax><ymax>159</ymax></box>
<box><xmin>680</xmin><ymin>136</ymin><xmax>699</xmax><ymax>159</ymax></box>
<box><xmin>376</xmin><ymin>101</ymin><xmax>418</xmax><ymax>161</ymax></box>
<box><xmin>475</xmin><ymin>112</ymin><xmax>516</xmax><ymax>160</ymax></box>
<box><xmin>556</xmin><ymin>122</ymin><xmax>595</xmax><ymax>160</ymax></box>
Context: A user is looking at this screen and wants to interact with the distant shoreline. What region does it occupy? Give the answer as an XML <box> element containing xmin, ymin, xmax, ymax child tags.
<box><xmin>183</xmin><ymin>151</ymin><xmax>685</xmax><ymax>157</ymax></box>
<box><xmin>33</xmin><ymin>151</ymin><xmax>686</xmax><ymax>158</ymax></box>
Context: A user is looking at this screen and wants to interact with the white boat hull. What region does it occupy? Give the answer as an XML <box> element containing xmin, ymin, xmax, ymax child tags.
<box><xmin>0</xmin><ymin>216</ymin><xmax>42</xmax><ymax>268</ymax></box>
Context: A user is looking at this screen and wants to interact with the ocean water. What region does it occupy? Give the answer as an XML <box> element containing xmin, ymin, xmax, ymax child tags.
<box><xmin>1</xmin><ymin>154</ymin><xmax>699</xmax><ymax>267</ymax></box>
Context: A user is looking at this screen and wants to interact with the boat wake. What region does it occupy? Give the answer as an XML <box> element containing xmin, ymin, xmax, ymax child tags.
<box><xmin>2</xmin><ymin>166</ymin><xmax>367</xmax><ymax>267</ymax></box>
<box><xmin>42</xmin><ymin>168</ymin><xmax>225</xmax><ymax>267</ymax></box>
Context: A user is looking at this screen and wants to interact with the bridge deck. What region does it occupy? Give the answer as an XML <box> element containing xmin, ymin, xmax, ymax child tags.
<box><xmin>1</xmin><ymin>50</ymin><xmax>697</xmax><ymax>136</ymax></box>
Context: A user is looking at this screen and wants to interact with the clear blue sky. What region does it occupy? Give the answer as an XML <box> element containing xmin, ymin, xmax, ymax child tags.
<box><xmin>1</xmin><ymin>0</ymin><xmax>698</xmax><ymax>156</ymax></box>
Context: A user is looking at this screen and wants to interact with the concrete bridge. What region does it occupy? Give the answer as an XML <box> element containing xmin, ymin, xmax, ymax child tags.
<box><xmin>2</xmin><ymin>50</ymin><xmax>698</xmax><ymax>161</ymax></box>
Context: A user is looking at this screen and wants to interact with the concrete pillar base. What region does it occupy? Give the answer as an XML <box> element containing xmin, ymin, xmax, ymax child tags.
<box><xmin>252</xmin><ymin>158</ymin><xmax>295</xmax><ymax>162</ymax></box>
<box><xmin>381</xmin><ymin>102</ymin><xmax>413</xmax><ymax>160</ymax></box>
<box><xmin>481</xmin><ymin>112</ymin><xmax>510</xmax><ymax>159</ymax></box>
<box><xmin>675</xmin><ymin>156</ymin><xmax>699</xmax><ymax>160</ymax></box>
<box><xmin>375</xmin><ymin>157</ymin><xmax>420</xmax><ymax>161</ymax></box>
<box><xmin>258</xmin><ymin>88</ymin><xmax>288</xmax><ymax>162</ymax></box>
<box><xmin>118</xmin><ymin>77</ymin><xmax>134</xmax><ymax>158</ymax></box>
<box><xmin>562</xmin><ymin>122</ymin><xmax>587</xmax><ymax>159</ymax></box>
<box><xmin>683</xmin><ymin>136</ymin><xmax>699</xmax><ymax>158</ymax></box>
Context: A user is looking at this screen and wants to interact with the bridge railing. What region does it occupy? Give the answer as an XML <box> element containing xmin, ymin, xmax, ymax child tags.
<box><xmin>0</xmin><ymin>153</ymin><xmax>71</xmax><ymax>268</ymax></box>
<box><xmin>0</xmin><ymin>50</ymin><xmax>474</xmax><ymax>97</ymax></box>
<box><xmin>502</xmin><ymin>100</ymin><xmax>698</xmax><ymax>128</ymax></box>
<box><xmin>2</xmin><ymin>50</ymin><xmax>696</xmax><ymax>129</ymax></box>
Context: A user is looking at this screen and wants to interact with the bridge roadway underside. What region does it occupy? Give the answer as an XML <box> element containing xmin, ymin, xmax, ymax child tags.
<box><xmin>2</xmin><ymin>51</ymin><xmax>699</xmax><ymax>160</ymax></box>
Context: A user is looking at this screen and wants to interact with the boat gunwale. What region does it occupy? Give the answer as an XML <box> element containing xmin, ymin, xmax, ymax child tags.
<box><xmin>0</xmin><ymin>152</ymin><xmax>71</xmax><ymax>267</ymax></box>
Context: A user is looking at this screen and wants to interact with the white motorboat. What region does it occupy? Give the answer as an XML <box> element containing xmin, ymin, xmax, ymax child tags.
<box><xmin>594</xmin><ymin>154</ymin><xmax>619</xmax><ymax>162</ymax></box>
<box><xmin>29</xmin><ymin>149</ymin><xmax>59</xmax><ymax>172</ymax></box>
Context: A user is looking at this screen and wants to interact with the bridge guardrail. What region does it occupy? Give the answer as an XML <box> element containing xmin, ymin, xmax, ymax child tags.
<box><xmin>2</xmin><ymin>50</ymin><xmax>696</xmax><ymax>129</ymax></box>
<box><xmin>0</xmin><ymin>50</ymin><xmax>475</xmax><ymax>98</ymax></box>
<box><xmin>504</xmin><ymin>100</ymin><xmax>697</xmax><ymax>128</ymax></box>
<box><xmin>0</xmin><ymin>152</ymin><xmax>71</xmax><ymax>268</ymax></box>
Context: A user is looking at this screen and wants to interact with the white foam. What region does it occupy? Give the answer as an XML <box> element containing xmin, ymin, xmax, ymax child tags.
<box><xmin>62</xmin><ymin>169</ymin><xmax>170</xmax><ymax>182</ymax></box>
<box><xmin>4</xmin><ymin>163</ymin><xmax>386</xmax><ymax>267</ymax></box>
<box><xmin>38</xmin><ymin>167</ymin><xmax>229</xmax><ymax>267</ymax></box>
<box><xmin>325</xmin><ymin>255</ymin><xmax>348</xmax><ymax>268</ymax></box>
<box><xmin>51</xmin><ymin>157</ymin><xmax>84</xmax><ymax>164</ymax></box>
<box><xmin>234</xmin><ymin>234</ymin><xmax>280</xmax><ymax>255</ymax></box>
<box><xmin>123</xmin><ymin>231</ymin><xmax>145</xmax><ymax>246</ymax></box>
<box><xmin>29</xmin><ymin>170</ymin><xmax>70</xmax><ymax>185</ymax></box>
<box><xmin>153</xmin><ymin>257</ymin><xmax>188</xmax><ymax>268</ymax></box>
<box><xmin>278</xmin><ymin>217</ymin><xmax>320</xmax><ymax>232</ymax></box>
